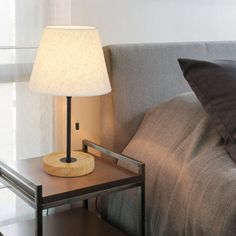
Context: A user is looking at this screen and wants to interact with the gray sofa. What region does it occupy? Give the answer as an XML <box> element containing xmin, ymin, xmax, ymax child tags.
<box><xmin>100</xmin><ymin>41</ymin><xmax>236</xmax><ymax>236</ymax></box>
<box><xmin>101</xmin><ymin>41</ymin><xmax>236</xmax><ymax>153</ymax></box>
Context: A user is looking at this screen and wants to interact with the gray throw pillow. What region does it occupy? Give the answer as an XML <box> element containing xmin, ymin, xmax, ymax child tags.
<box><xmin>178</xmin><ymin>58</ymin><xmax>236</xmax><ymax>163</ymax></box>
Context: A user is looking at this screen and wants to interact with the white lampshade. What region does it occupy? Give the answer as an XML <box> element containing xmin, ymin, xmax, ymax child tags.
<box><xmin>29</xmin><ymin>26</ymin><xmax>111</xmax><ymax>97</ymax></box>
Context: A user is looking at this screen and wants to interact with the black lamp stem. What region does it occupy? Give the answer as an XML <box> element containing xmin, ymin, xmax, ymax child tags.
<box><xmin>66</xmin><ymin>96</ymin><xmax>72</xmax><ymax>163</ymax></box>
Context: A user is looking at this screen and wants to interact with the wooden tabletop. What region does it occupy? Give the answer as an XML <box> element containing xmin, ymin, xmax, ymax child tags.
<box><xmin>6</xmin><ymin>155</ymin><xmax>139</xmax><ymax>203</ymax></box>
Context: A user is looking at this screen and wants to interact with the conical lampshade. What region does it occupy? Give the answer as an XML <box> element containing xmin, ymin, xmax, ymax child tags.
<box><xmin>29</xmin><ymin>26</ymin><xmax>111</xmax><ymax>97</ymax></box>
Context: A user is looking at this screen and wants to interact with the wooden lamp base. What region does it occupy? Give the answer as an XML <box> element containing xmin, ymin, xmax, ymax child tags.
<box><xmin>43</xmin><ymin>151</ymin><xmax>95</xmax><ymax>177</ymax></box>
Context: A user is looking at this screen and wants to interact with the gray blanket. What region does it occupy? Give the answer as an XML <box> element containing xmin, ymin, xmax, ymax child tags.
<box><xmin>102</xmin><ymin>93</ymin><xmax>236</xmax><ymax>236</ymax></box>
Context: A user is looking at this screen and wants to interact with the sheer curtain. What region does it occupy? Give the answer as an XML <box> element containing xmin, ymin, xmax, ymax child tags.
<box><xmin>0</xmin><ymin>0</ymin><xmax>61</xmax><ymax>226</ymax></box>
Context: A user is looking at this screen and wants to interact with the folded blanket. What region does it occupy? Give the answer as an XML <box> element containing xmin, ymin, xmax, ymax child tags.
<box><xmin>101</xmin><ymin>92</ymin><xmax>236</xmax><ymax>236</ymax></box>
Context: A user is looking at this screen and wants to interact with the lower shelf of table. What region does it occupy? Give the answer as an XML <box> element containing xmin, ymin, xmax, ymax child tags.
<box><xmin>0</xmin><ymin>208</ymin><xmax>125</xmax><ymax>236</ymax></box>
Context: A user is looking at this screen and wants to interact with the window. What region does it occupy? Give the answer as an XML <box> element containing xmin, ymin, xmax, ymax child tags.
<box><xmin>0</xmin><ymin>0</ymin><xmax>54</xmax><ymax>225</ymax></box>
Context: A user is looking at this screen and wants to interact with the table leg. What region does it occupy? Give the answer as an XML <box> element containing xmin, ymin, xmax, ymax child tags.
<box><xmin>35</xmin><ymin>185</ymin><xmax>43</xmax><ymax>236</ymax></box>
<box><xmin>140</xmin><ymin>182</ymin><xmax>145</xmax><ymax>236</ymax></box>
<box><xmin>35</xmin><ymin>206</ymin><xmax>43</xmax><ymax>236</ymax></box>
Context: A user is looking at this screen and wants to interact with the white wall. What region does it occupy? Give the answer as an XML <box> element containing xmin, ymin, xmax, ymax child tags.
<box><xmin>45</xmin><ymin>0</ymin><xmax>71</xmax><ymax>25</ymax></box>
<box><xmin>71</xmin><ymin>0</ymin><xmax>236</xmax><ymax>45</ymax></box>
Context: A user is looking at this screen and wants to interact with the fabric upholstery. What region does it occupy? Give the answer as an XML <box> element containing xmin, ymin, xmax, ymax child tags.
<box><xmin>101</xmin><ymin>41</ymin><xmax>236</xmax><ymax>153</ymax></box>
<box><xmin>178</xmin><ymin>59</ymin><xmax>236</xmax><ymax>163</ymax></box>
<box><xmin>103</xmin><ymin>93</ymin><xmax>236</xmax><ymax>236</ymax></box>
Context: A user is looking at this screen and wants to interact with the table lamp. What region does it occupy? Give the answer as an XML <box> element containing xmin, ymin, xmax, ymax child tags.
<box><xmin>29</xmin><ymin>26</ymin><xmax>111</xmax><ymax>177</ymax></box>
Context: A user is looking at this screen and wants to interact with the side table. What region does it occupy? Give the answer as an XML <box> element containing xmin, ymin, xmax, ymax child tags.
<box><xmin>0</xmin><ymin>140</ymin><xmax>145</xmax><ymax>236</ymax></box>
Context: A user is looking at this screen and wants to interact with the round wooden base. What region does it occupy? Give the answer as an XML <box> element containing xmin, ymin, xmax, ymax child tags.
<box><xmin>43</xmin><ymin>151</ymin><xmax>95</xmax><ymax>177</ymax></box>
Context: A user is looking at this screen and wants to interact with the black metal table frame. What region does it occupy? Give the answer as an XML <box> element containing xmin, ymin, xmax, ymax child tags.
<box><xmin>0</xmin><ymin>140</ymin><xmax>145</xmax><ymax>236</ymax></box>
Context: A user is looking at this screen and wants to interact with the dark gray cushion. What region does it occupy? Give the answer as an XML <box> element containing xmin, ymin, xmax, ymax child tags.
<box><xmin>178</xmin><ymin>58</ymin><xmax>236</xmax><ymax>163</ymax></box>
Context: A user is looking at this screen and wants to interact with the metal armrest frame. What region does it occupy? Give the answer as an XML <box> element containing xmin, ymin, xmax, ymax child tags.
<box><xmin>82</xmin><ymin>140</ymin><xmax>145</xmax><ymax>236</ymax></box>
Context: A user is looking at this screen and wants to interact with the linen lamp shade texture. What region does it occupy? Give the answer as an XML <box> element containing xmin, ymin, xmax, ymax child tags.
<box><xmin>29</xmin><ymin>26</ymin><xmax>111</xmax><ymax>97</ymax></box>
